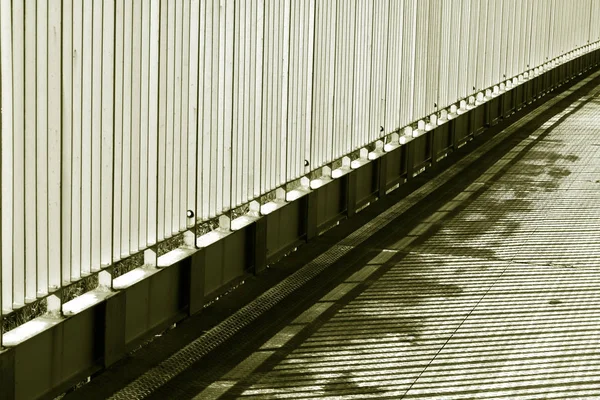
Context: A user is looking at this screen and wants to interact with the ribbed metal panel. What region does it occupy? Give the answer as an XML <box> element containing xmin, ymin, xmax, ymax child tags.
<box><xmin>285</xmin><ymin>0</ymin><xmax>315</xmax><ymax>181</ymax></box>
<box><xmin>438</xmin><ymin>0</ymin><xmax>454</xmax><ymax>108</ymax></box>
<box><xmin>465</xmin><ymin>0</ymin><xmax>478</xmax><ymax>96</ymax></box>
<box><xmin>352</xmin><ymin>0</ymin><xmax>372</xmax><ymax>148</ymax></box>
<box><xmin>369</xmin><ymin>0</ymin><xmax>388</xmax><ymax>142</ymax></box>
<box><xmin>413</xmin><ymin>0</ymin><xmax>429</xmax><ymax>120</ymax></box>
<box><xmin>310</xmin><ymin>0</ymin><xmax>335</xmax><ymax>169</ymax></box>
<box><xmin>426</xmin><ymin>0</ymin><xmax>441</xmax><ymax>117</ymax></box>
<box><xmin>400</xmin><ymin>0</ymin><xmax>417</xmax><ymax>127</ymax></box>
<box><xmin>332</xmin><ymin>0</ymin><xmax>356</xmax><ymax>156</ymax></box>
<box><xmin>12</xmin><ymin>1</ymin><xmax>25</xmax><ymax>307</ymax></box>
<box><xmin>2</xmin><ymin>0</ymin><xmax>600</xmax><ymax>325</ymax></box>
<box><xmin>384</xmin><ymin>0</ymin><xmax>403</xmax><ymax>135</ymax></box>
<box><xmin>261</xmin><ymin>0</ymin><xmax>288</xmax><ymax>193</ymax></box>
<box><xmin>510</xmin><ymin>0</ymin><xmax>522</xmax><ymax>77</ymax></box>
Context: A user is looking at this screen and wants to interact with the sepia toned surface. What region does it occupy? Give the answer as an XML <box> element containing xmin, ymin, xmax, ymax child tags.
<box><xmin>64</xmin><ymin>66</ymin><xmax>600</xmax><ymax>400</ymax></box>
<box><xmin>2</xmin><ymin>2</ymin><xmax>600</xmax><ymax>399</ymax></box>
<box><xmin>193</xmin><ymin>70</ymin><xmax>600</xmax><ymax>400</ymax></box>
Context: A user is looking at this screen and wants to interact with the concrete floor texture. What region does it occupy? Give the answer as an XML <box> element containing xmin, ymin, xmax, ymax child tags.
<box><xmin>69</xmin><ymin>72</ymin><xmax>600</xmax><ymax>399</ymax></box>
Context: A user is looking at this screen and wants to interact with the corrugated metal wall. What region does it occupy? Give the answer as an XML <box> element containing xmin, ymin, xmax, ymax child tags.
<box><xmin>1</xmin><ymin>0</ymin><xmax>600</xmax><ymax>321</ymax></box>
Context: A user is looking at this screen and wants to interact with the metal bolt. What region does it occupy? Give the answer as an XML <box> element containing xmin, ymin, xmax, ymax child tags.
<box><xmin>186</xmin><ymin>210</ymin><xmax>194</xmax><ymax>218</ymax></box>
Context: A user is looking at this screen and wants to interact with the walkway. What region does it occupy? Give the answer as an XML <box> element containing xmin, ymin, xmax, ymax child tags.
<box><xmin>67</xmin><ymin>71</ymin><xmax>600</xmax><ymax>400</ymax></box>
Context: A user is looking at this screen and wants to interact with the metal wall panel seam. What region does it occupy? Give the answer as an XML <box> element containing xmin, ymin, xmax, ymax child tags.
<box><xmin>260</xmin><ymin>0</ymin><xmax>270</xmax><ymax>194</ymax></box>
<box><xmin>547</xmin><ymin>0</ymin><xmax>553</xmax><ymax>61</ymax></box>
<box><xmin>152</xmin><ymin>0</ymin><xmax>163</xmax><ymax>248</ymax></box>
<box><xmin>139</xmin><ymin>0</ymin><xmax>150</xmax><ymax>246</ymax></box>
<box><xmin>301</xmin><ymin>0</ymin><xmax>311</xmax><ymax>179</ymax></box>
<box><xmin>176</xmin><ymin>0</ymin><xmax>184</xmax><ymax>231</ymax></box>
<box><xmin>121</xmin><ymin>0</ymin><xmax>133</xmax><ymax>256</ymax></box>
<box><xmin>130</xmin><ymin>0</ymin><xmax>142</xmax><ymax>253</ymax></box>
<box><xmin>181</xmin><ymin>0</ymin><xmax>191</xmax><ymax>230</ymax></box>
<box><xmin>333</xmin><ymin>0</ymin><xmax>355</xmax><ymax>159</ymax></box>
<box><xmin>592</xmin><ymin>0</ymin><xmax>595</xmax><ymax>43</ymax></box>
<box><xmin>499</xmin><ymin>0</ymin><xmax>508</xmax><ymax>80</ymax></box>
<box><xmin>511</xmin><ymin>0</ymin><xmax>521</xmax><ymax>76</ymax></box>
<box><xmin>171</xmin><ymin>0</ymin><xmax>182</xmax><ymax>234</ymax></box>
<box><xmin>524</xmin><ymin>0</ymin><xmax>533</xmax><ymax>69</ymax></box>
<box><xmin>521</xmin><ymin>0</ymin><xmax>529</xmax><ymax>71</ymax></box>
<box><xmin>414</xmin><ymin>0</ymin><xmax>426</xmax><ymax>120</ymax></box>
<box><xmin>505</xmin><ymin>0</ymin><xmax>513</xmax><ymax>78</ymax></box>
<box><xmin>164</xmin><ymin>0</ymin><xmax>175</xmax><ymax>236</ymax></box>
<box><xmin>309</xmin><ymin>0</ymin><xmax>320</xmax><ymax>169</ymax></box>
<box><xmin>285</xmin><ymin>0</ymin><xmax>296</xmax><ymax>182</ymax></box>
<box><xmin>243</xmin><ymin>0</ymin><xmax>250</xmax><ymax>200</ymax></box>
<box><xmin>467</xmin><ymin>0</ymin><xmax>479</xmax><ymax>95</ymax></box>
<box><xmin>192</xmin><ymin>0</ymin><xmax>201</xmax><ymax>235</ymax></box>
<box><xmin>92</xmin><ymin>0</ymin><xmax>103</xmax><ymax>270</ymax></box>
<box><xmin>82</xmin><ymin>0</ymin><xmax>93</xmax><ymax>275</ymax></box>
<box><xmin>156</xmin><ymin>0</ymin><xmax>167</xmax><ymax>241</ymax></box>
<box><xmin>352</xmin><ymin>0</ymin><xmax>372</xmax><ymax>150</ymax></box>
<box><xmin>113</xmin><ymin>0</ymin><xmax>124</xmax><ymax>260</ymax></box>
<box><xmin>102</xmin><ymin>0</ymin><xmax>115</xmax><ymax>267</ymax></box>
<box><xmin>485</xmin><ymin>0</ymin><xmax>495</xmax><ymax>87</ymax></box>
<box><xmin>227</xmin><ymin>1</ymin><xmax>241</xmax><ymax>206</ymax></box>
<box><xmin>371</xmin><ymin>0</ymin><xmax>389</xmax><ymax>142</ymax></box>
<box><xmin>427</xmin><ymin>0</ymin><xmax>441</xmax><ymax>117</ymax></box>
<box><xmin>327</xmin><ymin>0</ymin><xmax>337</xmax><ymax>164</ymax></box>
<box><xmin>384</xmin><ymin>0</ymin><xmax>400</xmax><ymax>136</ymax></box>
<box><xmin>333</xmin><ymin>0</ymin><xmax>343</xmax><ymax>159</ymax></box>
<box><xmin>198</xmin><ymin>0</ymin><xmax>209</xmax><ymax>221</ymax></box>
<box><xmin>257</xmin><ymin>0</ymin><xmax>265</xmax><ymax>202</ymax></box>
<box><xmin>273</xmin><ymin>0</ymin><xmax>282</xmax><ymax>189</ymax></box>
<box><xmin>299</xmin><ymin>0</ymin><xmax>307</xmax><ymax>179</ymax></box>
<box><xmin>250</xmin><ymin>0</ymin><xmax>259</xmax><ymax>198</ymax></box>
<box><xmin>61</xmin><ymin>0</ymin><xmax>73</xmax><ymax>286</ymax></box>
<box><xmin>147</xmin><ymin>0</ymin><xmax>159</xmax><ymax>248</ymax></box>
<box><xmin>530</xmin><ymin>0</ymin><xmax>537</xmax><ymax>68</ymax></box>
<box><xmin>0</xmin><ymin>0</ymin><xmax>3</xmax><ymax>346</ymax></box>
<box><xmin>0</xmin><ymin>0</ymin><xmax>12</xmax><ymax>311</ymax></box>
<box><xmin>36</xmin><ymin>0</ymin><xmax>49</xmax><ymax>297</ymax></box>
<box><xmin>233</xmin><ymin>0</ymin><xmax>243</xmax><ymax>206</ymax></box>
<box><xmin>464</xmin><ymin>0</ymin><xmax>474</xmax><ymax>97</ymax></box>
<box><xmin>304</xmin><ymin>0</ymin><xmax>315</xmax><ymax>176</ymax></box>
<box><xmin>281</xmin><ymin>0</ymin><xmax>291</xmax><ymax>187</ymax></box>
<box><xmin>244</xmin><ymin>0</ymin><xmax>252</xmax><ymax>204</ymax></box>
<box><xmin>344</xmin><ymin>0</ymin><xmax>354</xmax><ymax>153</ymax></box>
<box><xmin>10</xmin><ymin>1</ymin><xmax>25</xmax><ymax>307</ymax></box>
<box><xmin>30</xmin><ymin>0</ymin><xmax>47</xmax><ymax>301</ymax></box>
<box><xmin>309</xmin><ymin>0</ymin><xmax>324</xmax><ymax>168</ymax></box>
<box><xmin>381</xmin><ymin>0</ymin><xmax>393</xmax><ymax>135</ymax></box>
<box><xmin>301</xmin><ymin>0</ymin><xmax>308</xmax><ymax>177</ymax></box>
<box><xmin>476</xmin><ymin>0</ymin><xmax>488</xmax><ymax>91</ymax></box>
<box><xmin>231</xmin><ymin>0</ymin><xmax>241</xmax><ymax>207</ymax></box>
<box><xmin>542</xmin><ymin>0</ymin><xmax>550</xmax><ymax>64</ymax></box>
<box><xmin>263</xmin><ymin>2</ymin><xmax>279</xmax><ymax>192</ymax></box>
<box><xmin>292</xmin><ymin>0</ymin><xmax>300</xmax><ymax>179</ymax></box>
<box><xmin>438</xmin><ymin>0</ymin><xmax>450</xmax><ymax>108</ymax></box>
<box><xmin>48</xmin><ymin>0</ymin><xmax>62</xmax><ymax>293</ymax></box>
<box><xmin>401</xmin><ymin>0</ymin><xmax>416</xmax><ymax>128</ymax></box>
